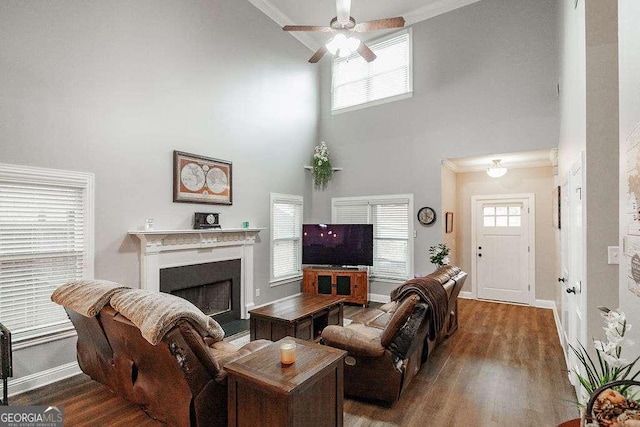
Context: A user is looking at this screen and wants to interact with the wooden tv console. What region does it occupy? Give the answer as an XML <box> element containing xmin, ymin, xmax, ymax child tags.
<box><xmin>302</xmin><ymin>267</ymin><xmax>368</xmax><ymax>306</ymax></box>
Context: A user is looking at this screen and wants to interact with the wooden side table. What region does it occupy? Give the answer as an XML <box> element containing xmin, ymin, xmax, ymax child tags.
<box><xmin>226</xmin><ymin>337</ymin><xmax>347</xmax><ymax>427</ymax></box>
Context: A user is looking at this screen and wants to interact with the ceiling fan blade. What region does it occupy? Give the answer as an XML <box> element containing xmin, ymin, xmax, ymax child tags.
<box><xmin>354</xmin><ymin>17</ymin><xmax>405</xmax><ymax>32</ymax></box>
<box><xmin>357</xmin><ymin>43</ymin><xmax>377</xmax><ymax>62</ymax></box>
<box><xmin>283</xmin><ymin>25</ymin><xmax>333</xmax><ymax>32</ymax></box>
<box><xmin>336</xmin><ymin>0</ymin><xmax>352</xmax><ymax>25</ymax></box>
<box><xmin>309</xmin><ymin>46</ymin><xmax>328</xmax><ymax>63</ymax></box>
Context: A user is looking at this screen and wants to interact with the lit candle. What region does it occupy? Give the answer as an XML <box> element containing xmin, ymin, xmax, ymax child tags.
<box><xmin>280</xmin><ymin>340</ymin><xmax>296</xmax><ymax>365</ymax></box>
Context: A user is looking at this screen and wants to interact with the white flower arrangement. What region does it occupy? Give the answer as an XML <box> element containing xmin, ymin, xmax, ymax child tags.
<box><xmin>312</xmin><ymin>141</ymin><xmax>332</xmax><ymax>190</ymax></box>
<box><xmin>570</xmin><ymin>306</ymin><xmax>640</xmax><ymax>401</ymax></box>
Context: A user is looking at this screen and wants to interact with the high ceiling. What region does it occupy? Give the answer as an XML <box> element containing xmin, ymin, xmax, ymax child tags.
<box><xmin>248</xmin><ymin>0</ymin><xmax>481</xmax><ymax>50</ymax></box>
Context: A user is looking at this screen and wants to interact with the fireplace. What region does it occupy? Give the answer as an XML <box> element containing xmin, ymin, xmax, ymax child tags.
<box><xmin>129</xmin><ymin>229</ymin><xmax>261</xmax><ymax>319</ymax></box>
<box><xmin>160</xmin><ymin>259</ymin><xmax>241</xmax><ymax>325</ymax></box>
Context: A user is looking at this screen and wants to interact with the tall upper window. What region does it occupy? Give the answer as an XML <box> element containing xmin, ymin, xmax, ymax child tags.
<box><xmin>332</xmin><ymin>29</ymin><xmax>413</xmax><ymax>113</ymax></box>
<box><xmin>332</xmin><ymin>195</ymin><xmax>413</xmax><ymax>281</ymax></box>
<box><xmin>270</xmin><ymin>193</ymin><xmax>303</xmax><ymax>284</ymax></box>
<box><xmin>0</xmin><ymin>163</ymin><xmax>94</xmax><ymax>343</ymax></box>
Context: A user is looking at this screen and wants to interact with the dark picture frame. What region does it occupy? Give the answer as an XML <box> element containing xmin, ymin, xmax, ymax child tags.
<box><xmin>445</xmin><ymin>212</ymin><xmax>454</xmax><ymax>233</ymax></box>
<box><xmin>173</xmin><ymin>151</ymin><xmax>232</xmax><ymax>205</ymax></box>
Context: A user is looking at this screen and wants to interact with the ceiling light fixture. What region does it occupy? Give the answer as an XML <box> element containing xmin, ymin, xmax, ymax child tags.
<box><xmin>326</xmin><ymin>33</ymin><xmax>361</xmax><ymax>58</ymax></box>
<box><xmin>487</xmin><ymin>159</ymin><xmax>508</xmax><ymax>178</ymax></box>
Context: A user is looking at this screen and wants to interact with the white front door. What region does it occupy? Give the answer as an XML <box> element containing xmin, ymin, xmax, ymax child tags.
<box><xmin>473</xmin><ymin>195</ymin><xmax>533</xmax><ymax>304</ymax></box>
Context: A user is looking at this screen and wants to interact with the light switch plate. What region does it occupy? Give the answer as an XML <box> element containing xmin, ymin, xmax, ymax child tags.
<box><xmin>608</xmin><ymin>246</ymin><xmax>619</xmax><ymax>265</ymax></box>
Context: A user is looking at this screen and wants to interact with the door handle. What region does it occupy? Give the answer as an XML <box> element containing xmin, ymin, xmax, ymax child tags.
<box><xmin>558</xmin><ymin>277</ymin><xmax>565</xmax><ymax>283</ymax></box>
<box><xmin>566</xmin><ymin>287</ymin><xmax>576</xmax><ymax>294</ymax></box>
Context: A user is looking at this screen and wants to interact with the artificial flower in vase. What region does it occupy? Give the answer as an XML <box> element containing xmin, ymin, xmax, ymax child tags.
<box><xmin>570</xmin><ymin>307</ymin><xmax>640</xmax><ymax>422</ymax></box>
<box><xmin>312</xmin><ymin>141</ymin><xmax>332</xmax><ymax>190</ymax></box>
<box><xmin>428</xmin><ymin>243</ymin><xmax>451</xmax><ymax>268</ymax></box>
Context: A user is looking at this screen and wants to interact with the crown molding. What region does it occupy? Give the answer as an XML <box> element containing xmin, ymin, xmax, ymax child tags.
<box><xmin>404</xmin><ymin>0</ymin><xmax>482</xmax><ymax>26</ymax></box>
<box><xmin>441</xmin><ymin>159</ymin><xmax>459</xmax><ymax>172</ymax></box>
<box><xmin>248</xmin><ymin>0</ymin><xmax>320</xmax><ymax>51</ymax></box>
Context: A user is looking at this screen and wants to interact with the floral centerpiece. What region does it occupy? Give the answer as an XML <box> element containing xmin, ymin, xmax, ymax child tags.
<box><xmin>428</xmin><ymin>243</ymin><xmax>450</xmax><ymax>268</ymax></box>
<box><xmin>312</xmin><ymin>141</ymin><xmax>332</xmax><ymax>190</ymax></box>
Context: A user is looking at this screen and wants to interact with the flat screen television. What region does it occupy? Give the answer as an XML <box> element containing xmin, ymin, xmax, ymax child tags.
<box><xmin>302</xmin><ymin>224</ymin><xmax>373</xmax><ymax>267</ymax></box>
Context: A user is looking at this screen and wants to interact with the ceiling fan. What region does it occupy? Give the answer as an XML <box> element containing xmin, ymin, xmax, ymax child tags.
<box><xmin>283</xmin><ymin>0</ymin><xmax>405</xmax><ymax>63</ymax></box>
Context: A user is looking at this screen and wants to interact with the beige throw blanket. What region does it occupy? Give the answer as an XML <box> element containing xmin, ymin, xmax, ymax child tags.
<box><xmin>51</xmin><ymin>280</ymin><xmax>130</xmax><ymax>317</ymax></box>
<box><xmin>110</xmin><ymin>289</ymin><xmax>225</xmax><ymax>345</ymax></box>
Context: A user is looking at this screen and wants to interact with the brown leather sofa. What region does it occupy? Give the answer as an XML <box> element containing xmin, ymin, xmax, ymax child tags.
<box><xmin>321</xmin><ymin>265</ymin><xmax>467</xmax><ymax>405</ymax></box>
<box><xmin>54</xmin><ymin>282</ymin><xmax>270</xmax><ymax>426</ymax></box>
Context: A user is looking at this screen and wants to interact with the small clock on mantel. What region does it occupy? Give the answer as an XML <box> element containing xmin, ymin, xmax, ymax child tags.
<box><xmin>194</xmin><ymin>212</ymin><xmax>220</xmax><ymax>229</ymax></box>
<box><xmin>417</xmin><ymin>207</ymin><xmax>436</xmax><ymax>226</ymax></box>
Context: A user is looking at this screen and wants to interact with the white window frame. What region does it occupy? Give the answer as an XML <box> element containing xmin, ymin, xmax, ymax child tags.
<box><xmin>332</xmin><ymin>194</ymin><xmax>414</xmax><ymax>282</ymax></box>
<box><xmin>269</xmin><ymin>193</ymin><xmax>303</xmax><ymax>286</ymax></box>
<box><xmin>0</xmin><ymin>163</ymin><xmax>94</xmax><ymax>348</ymax></box>
<box><xmin>331</xmin><ymin>28</ymin><xmax>413</xmax><ymax>114</ymax></box>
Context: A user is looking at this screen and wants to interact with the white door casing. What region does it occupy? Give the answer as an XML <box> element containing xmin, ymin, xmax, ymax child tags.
<box><xmin>565</xmin><ymin>153</ymin><xmax>587</xmax><ymax>397</ymax></box>
<box><xmin>471</xmin><ymin>194</ymin><xmax>535</xmax><ymax>305</ymax></box>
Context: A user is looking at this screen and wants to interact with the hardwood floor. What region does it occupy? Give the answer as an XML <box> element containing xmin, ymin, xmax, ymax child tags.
<box><xmin>12</xmin><ymin>299</ymin><xmax>579</xmax><ymax>426</ymax></box>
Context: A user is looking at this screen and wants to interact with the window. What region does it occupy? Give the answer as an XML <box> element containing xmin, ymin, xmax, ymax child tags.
<box><xmin>483</xmin><ymin>205</ymin><xmax>522</xmax><ymax>227</ymax></box>
<box><xmin>270</xmin><ymin>193</ymin><xmax>303</xmax><ymax>284</ymax></box>
<box><xmin>0</xmin><ymin>163</ymin><xmax>94</xmax><ymax>343</ymax></box>
<box><xmin>332</xmin><ymin>195</ymin><xmax>413</xmax><ymax>281</ymax></box>
<box><xmin>332</xmin><ymin>29</ymin><xmax>413</xmax><ymax>113</ymax></box>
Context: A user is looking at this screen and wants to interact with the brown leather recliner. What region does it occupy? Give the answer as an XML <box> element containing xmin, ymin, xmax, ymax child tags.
<box><xmin>63</xmin><ymin>300</ymin><xmax>270</xmax><ymax>426</ymax></box>
<box><xmin>321</xmin><ymin>265</ymin><xmax>467</xmax><ymax>405</ymax></box>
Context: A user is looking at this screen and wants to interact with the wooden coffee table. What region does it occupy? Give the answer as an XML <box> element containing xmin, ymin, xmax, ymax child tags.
<box><xmin>249</xmin><ymin>294</ymin><xmax>344</xmax><ymax>342</ymax></box>
<box><xmin>226</xmin><ymin>337</ymin><xmax>347</xmax><ymax>427</ymax></box>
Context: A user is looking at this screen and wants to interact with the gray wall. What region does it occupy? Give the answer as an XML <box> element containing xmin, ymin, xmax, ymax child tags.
<box><xmin>0</xmin><ymin>0</ymin><xmax>318</xmax><ymax>385</ymax></box>
<box><xmin>314</xmin><ymin>0</ymin><xmax>559</xmax><ymax>295</ymax></box>
<box><xmin>619</xmin><ymin>0</ymin><xmax>640</xmax><ymax>355</ymax></box>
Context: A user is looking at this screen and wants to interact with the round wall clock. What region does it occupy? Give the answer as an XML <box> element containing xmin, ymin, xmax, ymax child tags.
<box><xmin>417</xmin><ymin>207</ymin><xmax>436</xmax><ymax>225</ymax></box>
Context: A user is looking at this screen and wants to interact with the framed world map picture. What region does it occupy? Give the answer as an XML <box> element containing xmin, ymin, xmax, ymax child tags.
<box><xmin>173</xmin><ymin>151</ymin><xmax>232</xmax><ymax>205</ymax></box>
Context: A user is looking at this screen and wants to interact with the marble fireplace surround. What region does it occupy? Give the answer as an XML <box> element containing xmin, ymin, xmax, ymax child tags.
<box><xmin>128</xmin><ymin>229</ymin><xmax>262</xmax><ymax>319</ymax></box>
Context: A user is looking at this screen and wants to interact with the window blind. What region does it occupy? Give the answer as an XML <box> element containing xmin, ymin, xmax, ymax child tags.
<box><xmin>271</xmin><ymin>194</ymin><xmax>303</xmax><ymax>282</ymax></box>
<box><xmin>332</xmin><ymin>29</ymin><xmax>412</xmax><ymax>112</ymax></box>
<box><xmin>332</xmin><ymin>195</ymin><xmax>413</xmax><ymax>280</ymax></box>
<box><xmin>371</xmin><ymin>203</ymin><xmax>410</xmax><ymax>279</ymax></box>
<box><xmin>0</xmin><ymin>164</ymin><xmax>93</xmax><ymax>342</ymax></box>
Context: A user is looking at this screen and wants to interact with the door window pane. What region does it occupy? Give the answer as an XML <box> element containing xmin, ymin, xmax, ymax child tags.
<box><xmin>496</xmin><ymin>207</ymin><xmax>508</xmax><ymax>216</ymax></box>
<box><xmin>483</xmin><ymin>207</ymin><xmax>495</xmax><ymax>215</ymax></box>
<box><xmin>483</xmin><ymin>216</ymin><xmax>495</xmax><ymax>227</ymax></box>
<box><xmin>509</xmin><ymin>216</ymin><xmax>521</xmax><ymax>227</ymax></box>
<box><xmin>496</xmin><ymin>216</ymin><xmax>508</xmax><ymax>227</ymax></box>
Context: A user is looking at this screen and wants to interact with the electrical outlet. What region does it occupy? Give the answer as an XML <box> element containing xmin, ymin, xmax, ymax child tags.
<box><xmin>255</xmin><ymin>288</ymin><xmax>260</xmax><ymax>297</ymax></box>
<box><xmin>608</xmin><ymin>246</ymin><xmax>619</xmax><ymax>265</ymax></box>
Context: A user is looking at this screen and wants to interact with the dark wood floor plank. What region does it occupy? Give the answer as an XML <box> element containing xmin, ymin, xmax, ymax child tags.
<box><xmin>11</xmin><ymin>299</ymin><xmax>579</xmax><ymax>426</ymax></box>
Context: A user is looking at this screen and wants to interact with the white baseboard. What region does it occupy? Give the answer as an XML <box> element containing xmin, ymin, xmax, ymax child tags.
<box><xmin>368</xmin><ymin>293</ymin><xmax>391</xmax><ymax>304</ymax></box>
<box><xmin>2</xmin><ymin>361</ymin><xmax>81</xmax><ymax>397</ymax></box>
<box><xmin>251</xmin><ymin>292</ymin><xmax>302</xmax><ymax>310</ymax></box>
<box><xmin>533</xmin><ymin>299</ymin><xmax>556</xmax><ymax>310</ymax></box>
<box><xmin>459</xmin><ymin>291</ymin><xmax>474</xmax><ymax>299</ymax></box>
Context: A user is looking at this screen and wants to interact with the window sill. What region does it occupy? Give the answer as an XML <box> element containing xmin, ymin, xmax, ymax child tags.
<box><xmin>370</xmin><ymin>276</ymin><xmax>408</xmax><ymax>285</ymax></box>
<box><xmin>269</xmin><ymin>274</ymin><xmax>303</xmax><ymax>288</ymax></box>
<box><xmin>331</xmin><ymin>92</ymin><xmax>413</xmax><ymax>115</ymax></box>
<box><xmin>12</xmin><ymin>326</ymin><xmax>77</xmax><ymax>351</ymax></box>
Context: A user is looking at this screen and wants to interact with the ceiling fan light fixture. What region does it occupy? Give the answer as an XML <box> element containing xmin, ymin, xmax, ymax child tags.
<box><xmin>487</xmin><ymin>159</ymin><xmax>508</xmax><ymax>178</ymax></box>
<box><xmin>326</xmin><ymin>33</ymin><xmax>360</xmax><ymax>57</ymax></box>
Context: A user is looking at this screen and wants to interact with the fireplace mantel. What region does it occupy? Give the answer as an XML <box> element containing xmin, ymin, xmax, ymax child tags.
<box><xmin>129</xmin><ymin>228</ymin><xmax>263</xmax><ymax>318</ymax></box>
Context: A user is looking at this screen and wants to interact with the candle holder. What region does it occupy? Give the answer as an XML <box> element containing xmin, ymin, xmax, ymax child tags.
<box><xmin>280</xmin><ymin>340</ymin><xmax>296</xmax><ymax>365</ymax></box>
